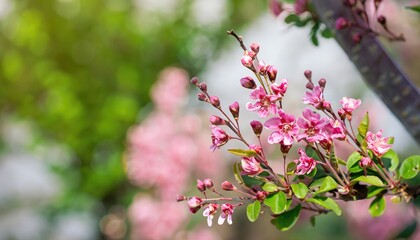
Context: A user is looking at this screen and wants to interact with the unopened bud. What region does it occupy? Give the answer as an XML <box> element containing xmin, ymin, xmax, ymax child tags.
<box><xmin>352</xmin><ymin>33</ymin><xmax>362</xmax><ymax>44</ymax></box>
<box><xmin>280</xmin><ymin>144</ymin><xmax>292</xmax><ymax>154</ymax></box>
<box><xmin>221</xmin><ymin>181</ymin><xmax>236</xmax><ymax>191</ymax></box>
<box><xmin>229</xmin><ymin>101</ymin><xmax>240</xmax><ymax>118</ymax></box>
<box><xmin>377</xmin><ymin>15</ymin><xmax>386</xmax><ymax>25</ymax></box>
<box><xmin>256</xmin><ymin>191</ymin><xmax>268</xmax><ymax>201</ymax></box>
<box><xmin>322</xmin><ymin>101</ymin><xmax>331</xmax><ymax>110</ymax></box>
<box><xmin>248</xmin><ymin>51</ymin><xmax>257</xmax><ymax>59</ymax></box>
<box><xmin>267</xmin><ymin>65</ymin><xmax>277</xmax><ymax>82</ymax></box>
<box><xmin>258</xmin><ymin>60</ymin><xmax>267</xmax><ymax>74</ymax></box>
<box><xmin>304</xmin><ymin>70</ymin><xmax>312</xmax><ymax>80</ymax></box>
<box><xmin>250</xmin><ymin>120</ymin><xmax>263</xmax><ymax>136</ymax></box>
<box><xmin>210</xmin><ymin>115</ymin><xmax>226</xmax><ymax>125</ymax></box>
<box><xmin>338</xmin><ymin>108</ymin><xmax>346</xmax><ymax>120</ymax></box>
<box><xmin>187</xmin><ymin>196</ymin><xmax>203</xmax><ymax>208</ymax></box>
<box><xmin>210</xmin><ymin>96</ymin><xmax>220</xmax><ymax>108</ymax></box>
<box><xmin>198</xmin><ymin>82</ymin><xmax>207</xmax><ymax>91</ymax></box>
<box><xmin>250</xmin><ymin>43</ymin><xmax>260</xmax><ymax>53</ymax></box>
<box><xmin>240</xmin><ymin>76</ymin><xmax>256</xmax><ymax>89</ymax></box>
<box><xmin>190</xmin><ymin>77</ymin><xmax>199</xmax><ymax>85</ymax></box>
<box><xmin>203</xmin><ymin>178</ymin><xmax>214</xmax><ymax>188</ymax></box>
<box><xmin>241</xmin><ymin>54</ymin><xmax>253</xmax><ymax>68</ymax></box>
<box><xmin>198</xmin><ymin>92</ymin><xmax>207</xmax><ymax>101</ymax></box>
<box><xmin>335</xmin><ymin>17</ymin><xmax>349</xmax><ymax>30</ymax></box>
<box><xmin>176</xmin><ymin>194</ymin><xmax>187</xmax><ymax>202</ymax></box>
<box><xmin>318</xmin><ymin>78</ymin><xmax>326</xmax><ymax>88</ymax></box>
<box><xmin>305</xmin><ymin>81</ymin><xmax>314</xmax><ymax>90</ymax></box>
<box><xmin>197</xmin><ymin>179</ymin><xmax>206</xmax><ymax>192</ymax></box>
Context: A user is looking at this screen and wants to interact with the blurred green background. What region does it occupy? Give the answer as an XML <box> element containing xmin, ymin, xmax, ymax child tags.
<box><xmin>0</xmin><ymin>0</ymin><xmax>267</xmax><ymax>239</ymax></box>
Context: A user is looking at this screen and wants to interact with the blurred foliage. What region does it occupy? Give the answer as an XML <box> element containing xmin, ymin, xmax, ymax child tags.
<box><xmin>0</xmin><ymin>0</ymin><xmax>267</xmax><ymax>237</ymax></box>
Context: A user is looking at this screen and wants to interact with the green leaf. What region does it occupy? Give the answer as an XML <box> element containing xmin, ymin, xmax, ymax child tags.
<box><xmin>264</xmin><ymin>191</ymin><xmax>287</xmax><ymax>214</ymax></box>
<box><xmin>262</xmin><ymin>182</ymin><xmax>278</xmax><ymax>193</ymax></box>
<box><xmin>246</xmin><ymin>200</ymin><xmax>261</xmax><ymax>222</ymax></box>
<box><xmin>305</xmin><ymin>146</ymin><xmax>320</xmax><ymax>160</ymax></box>
<box><xmin>306</xmin><ymin>196</ymin><xmax>342</xmax><ymax>216</ymax></box>
<box><xmin>320</xmin><ymin>27</ymin><xmax>334</xmax><ymax>38</ymax></box>
<box><xmin>286</xmin><ymin>162</ymin><xmax>296</xmax><ymax>175</ymax></box>
<box><xmin>271</xmin><ymin>204</ymin><xmax>301</xmax><ymax>231</ymax></box>
<box><xmin>233</xmin><ymin>162</ymin><xmax>244</xmax><ymax>185</ymax></box>
<box><xmin>284</xmin><ymin>14</ymin><xmax>299</xmax><ymax>24</ymax></box>
<box><xmin>357</xmin><ymin>112</ymin><xmax>369</xmax><ymax>138</ymax></box>
<box><xmin>367</xmin><ymin>186</ymin><xmax>386</xmax><ymax>199</ymax></box>
<box><xmin>228</xmin><ymin>149</ymin><xmax>257</xmax><ymax>157</ymax></box>
<box><xmin>291</xmin><ymin>183</ymin><xmax>309</xmax><ymax>199</ymax></box>
<box><xmin>351</xmin><ymin>176</ymin><xmax>384</xmax><ymax>187</ymax></box>
<box><xmin>306</xmin><ymin>166</ymin><xmax>317</xmax><ymax>178</ymax></box>
<box><xmin>399</xmin><ymin>155</ymin><xmax>420</xmax><ymax>179</ymax></box>
<box><xmin>392</xmin><ymin>220</ymin><xmax>417</xmax><ymax>239</ymax></box>
<box><xmin>382</xmin><ymin>149</ymin><xmax>399</xmax><ymax>172</ymax></box>
<box><xmin>314</xmin><ymin>176</ymin><xmax>338</xmax><ymax>194</ymax></box>
<box><xmin>346</xmin><ymin>152</ymin><xmax>363</xmax><ymax>173</ymax></box>
<box><xmin>368</xmin><ymin>196</ymin><xmax>386</xmax><ymax>217</ymax></box>
<box><xmin>406</xmin><ymin>5</ymin><xmax>420</xmax><ymax>13</ymax></box>
<box><xmin>310</xmin><ymin>22</ymin><xmax>320</xmax><ymax>46</ymax></box>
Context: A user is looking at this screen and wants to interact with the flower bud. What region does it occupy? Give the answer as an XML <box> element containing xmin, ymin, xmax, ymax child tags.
<box><xmin>256</xmin><ymin>191</ymin><xmax>268</xmax><ymax>202</ymax></box>
<box><xmin>257</xmin><ymin>60</ymin><xmax>267</xmax><ymax>74</ymax></box>
<box><xmin>250</xmin><ymin>43</ymin><xmax>260</xmax><ymax>53</ymax></box>
<box><xmin>210</xmin><ymin>96</ymin><xmax>220</xmax><ymax>108</ymax></box>
<box><xmin>335</xmin><ymin>17</ymin><xmax>349</xmax><ymax>30</ymax></box>
<box><xmin>377</xmin><ymin>15</ymin><xmax>386</xmax><ymax>25</ymax></box>
<box><xmin>197</xmin><ymin>179</ymin><xmax>206</xmax><ymax>192</ymax></box>
<box><xmin>240</xmin><ymin>76</ymin><xmax>256</xmax><ymax>89</ymax></box>
<box><xmin>304</xmin><ymin>70</ymin><xmax>312</xmax><ymax>80</ymax></box>
<box><xmin>267</xmin><ymin>65</ymin><xmax>277</xmax><ymax>82</ymax></box>
<box><xmin>210</xmin><ymin>115</ymin><xmax>226</xmax><ymax>125</ymax></box>
<box><xmin>229</xmin><ymin>101</ymin><xmax>240</xmax><ymax>118</ymax></box>
<box><xmin>241</xmin><ymin>54</ymin><xmax>253</xmax><ymax>68</ymax></box>
<box><xmin>176</xmin><ymin>194</ymin><xmax>187</xmax><ymax>202</ymax></box>
<box><xmin>248</xmin><ymin>50</ymin><xmax>257</xmax><ymax>59</ymax></box>
<box><xmin>352</xmin><ymin>33</ymin><xmax>362</xmax><ymax>44</ymax></box>
<box><xmin>190</xmin><ymin>77</ymin><xmax>199</xmax><ymax>85</ymax></box>
<box><xmin>359</xmin><ymin>157</ymin><xmax>373</xmax><ymax>168</ymax></box>
<box><xmin>318</xmin><ymin>78</ymin><xmax>326</xmax><ymax>88</ymax></box>
<box><xmin>198</xmin><ymin>82</ymin><xmax>207</xmax><ymax>91</ymax></box>
<box><xmin>221</xmin><ymin>181</ymin><xmax>236</xmax><ymax>191</ymax></box>
<box><xmin>250</xmin><ymin>120</ymin><xmax>263</xmax><ymax>136</ymax></box>
<box><xmin>198</xmin><ymin>92</ymin><xmax>207</xmax><ymax>101</ymax></box>
<box><xmin>305</xmin><ymin>81</ymin><xmax>314</xmax><ymax>90</ymax></box>
<box><xmin>322</xmin><ymin>100</ymin><xmax>331</xmax><ymax>110</ymax></box>
<box><xmin>280</xmin><ymin>143</ymin><xmax>292</xmax><ymax>154</ymax></box>
<box><xmin>338</xmin><ymin>108</ymin><xmax>346</xmax><ymax>120</ymax></box>
<box><xmin>203</xmin><ymin>178</ymin><xmax>214</xmax><ymax>188</ymax></box>
<box><xmin>187</xmin><ymin>196</ymin><xmax>203</xmax><ymax>208</ymax></box>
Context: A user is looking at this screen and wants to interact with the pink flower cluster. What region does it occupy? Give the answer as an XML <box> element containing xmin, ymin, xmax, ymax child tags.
<box><xmin>126</xmin><ymin>67</ymin><xmax>221</xmax><ymax>239</ymax></box>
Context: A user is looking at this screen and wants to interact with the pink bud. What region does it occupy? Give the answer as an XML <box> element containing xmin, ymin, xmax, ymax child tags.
<box><xmin>257</xmin><ymin>60</ymin><xmax>267</xmax><ymax>74</ymax></box>
<box><xmin>210</xmin><ymin>96</ymin><xmax>220</xmax><ymax>108</ymax></box>
<box><xmin>338</xmin><ymin>108</ymin><xmax>346</xmax><ymax>120</ymax></box>
<box><xmin>241</xmin><ymin>54</ymin><xmax>253</xmax><ymax>68</ymax></box>
<box><xmin>250</xmin><ymin>43</ymin><xmax>260</xmax><ymax>53</ymax></box>
<box><xmin>359</xmin><ymin>157</ymin><xmax>373</xmax><ymax>167</ymax></box>
<box><xmin>203</xmin><ymin>178</ymin><xmax>214</xmax><ymax>188</ymax></box>
<box><xmin>229</xmin><ymin>101</ymin><xmax>240</xmax><ymax>118</ymax></box>
<box><xmin>190</xmin><ymin>77</ymin><xmax>199</xmax><ymax>85</ymax></box>
<box><xmin>198</xmin><ymin>82</ymin><xmax>207</xmax><ymax>91</ymax></box>
<box><xmin>353</xmin><ymin>33</ymin><xmax>362</xmax><ymax>44</ymax></box>
<box><xmin>318</xmin><ymin>78</ymin><xmax>326</xmax><ymax>88</ymax></box>
<box><xmin>187</xmin><ymin>196</ymin><xmax>203</xmax><ymax>208</ymax></box>
<box><xmin>198</xmin><ymin>92</ymin><xmax>207</xmax><ymax>101</ymax></box>
<box><xmin>248</xmin><ymin>51</ymin><xmax>257</xmax><ymax>59</ymax></box>
<box><xmin>322</xmin><ymin>101</ymin><xmax>331</xmax><ymax>110</ymax></box>
<box><xmin>256</xmin><ymin>191</ymin><xmax>268</xmax><ymax>201</ymax></box>
<box><xmin>210</xmin><ymin>115</ymin><xmax>226</xmax><ymax>125</ymax></box>
<box><xmin>197</xmin><ymin>179</ymin><xmax>206</xmax><ymax>192</ymax></box>
<box><xmin>269</xmin><ymin>0</ymin><xmax>283</xmax><ymax>17</ymax></box>
<box><xmin>176</xmin><ymin>194</ymin><xmax>187</xmax><ymax>202</ymax></box>
<box><xmin>304</xmin><ymin>70</ymin><xmax>312</xmax><ymax>80</ymax></box>
<box><xmin>305</xmin><ymin>81</ymin><xmax>314</xmax><ymax>90</ymax></box>
<box><xmin>335</xmin><ymin>17</ymin><xmax>349</xmax><ymax>30</ymax></box>
<box><xmin>221</xmin><ymin>181</ymin><xmax>236</xmax><ymax>191</ymax></box>
<box><xmin>250</xmin><ymin>120</ymin><xmax>263</xmax><ymax>136</ymax></box>
<box><xmin>267</xmin><ymin>65</ymin><xmax>277</xmax><ymax>82</ymax></box>
<box><xmin>240</xmin><ymin>76</ymin><xmax>256</xmax><ymax>89</ymax></box>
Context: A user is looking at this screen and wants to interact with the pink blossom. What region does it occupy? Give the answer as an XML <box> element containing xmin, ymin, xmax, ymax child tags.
<box><xmin>297</xmin><ymin>108</ymin><xmax>329</xmax><ymax>143</ymax></box>
<box><xmin>269</xmin><ymin>0</ymin><xmax>283</xmax><ymax>17</ymax></box>
<box><xmin>294</xmin><ymin>0</ymin><xmax>308</xmax><ymax>15</ymax></box>
<box><xmin>241</xmin><ymin>157</ymin><xmax>263</xmax><ymax>175</ymax></box>
<box><xmin>340</xmin><ymin>97</ymin><xmax>361</xmax><ymax>113</ymax></box>
<box><xmin>324</xmin><ymin>119</ymin><xmax>347</xmax><ymax>141</ymax></box>
<box><xmin>360</xmin><ymin>157</ymin><xmax>373</xmax><ymax>168</ymax></box>
<box><xmin>218</xmin><ymin>204</ymin><xmax>234</xmax><ymax>225</ymax></box>
<box><xmin>270</xmin><ymin>79</ymin><xmax>288</xmax><ymax>99</ymax></box>
<box><xmin>264</xmin><ymin>110</ymin><xmax>298</xmax><ymax>146</ymax></box>
<box><xmin>302</xmin><ymin>86</ymin><xmax>324</xmax><ymax>109</ymax></box>
<box><xmin>203</xmin><ymin>203</ymin><xmax>219</xmax><ymax>227</ymax></box>
<box><xmin>294</xmin><ymin>148</ymin><xmax>317</xmax><ymax>175</ymax></box>
<box><xmin>210</xmin><ymin>125</ymin><xmax>229</xmax><ymax>151</ymax></box>
<box><xmin>246</xmin><ymin>86</ymin><xmax>279</xmax><ymax>117</ymax></box>
<box><xmin>241</xmin><ymin>54</ymin><xmax>253</xmax><ymax>68</ymax></box>
<box><xmin>366</xmin><ymin>130</ymin><xmax>392</xmax><ymax>158</ymax></box>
